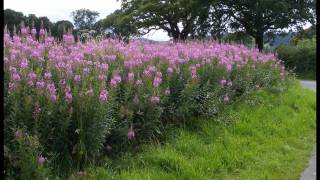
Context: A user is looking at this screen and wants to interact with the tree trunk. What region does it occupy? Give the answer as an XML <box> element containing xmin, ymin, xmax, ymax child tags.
<box><xmin>255</xmin><ymin>33</ymin><xmax>264</xmax><ymax>52</ymax></box>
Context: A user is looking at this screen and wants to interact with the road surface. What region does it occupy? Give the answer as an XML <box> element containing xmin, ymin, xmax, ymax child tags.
<box><xmin>300</xmin><ymin>80</ymin><xmax>316</xmax><ymax>180</ymax></box>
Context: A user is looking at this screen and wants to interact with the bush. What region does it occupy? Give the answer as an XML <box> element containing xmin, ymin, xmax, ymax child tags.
<box><xmin>4</xmin><ymin>27</ymin><xmax>288</xmax><ymax>177</ymax></box>
<box><xmin>276</xmin><ymin>38</ymin><xmax>316</xmax><ymax>79</ymax></box>
<box><xmin>4</xmin><ymin>129</ymin><xmax>52</xmax><ymax>179</ymax></box>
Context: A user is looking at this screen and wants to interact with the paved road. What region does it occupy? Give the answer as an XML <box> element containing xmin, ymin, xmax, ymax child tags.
<box><xmin>300</xmin><ymin>80</ymin><xmax>316</xmax><ymax>180</ymax></box>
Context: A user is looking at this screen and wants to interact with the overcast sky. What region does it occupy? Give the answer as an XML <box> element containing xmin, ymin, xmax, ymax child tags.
<box><xmin>4</xmin><ymin>0</ymin><xmax>170</xmax><ymax>41</ymax></box>
<box><xmin>4</xmin><ymin>0</ymin><xmax>312</xmax><ymax>41</ymax></box>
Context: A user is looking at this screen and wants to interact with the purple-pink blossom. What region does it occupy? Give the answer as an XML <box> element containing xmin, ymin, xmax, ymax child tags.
<box><xmin>150</xmin><ymin>96</ymin><xmax>160</xmax><ymax>104</ymax></box>
<box><xmin>99</xmin><ymin>89</ymin><xmax>108</xmax><ymax>103</ymax></box>
<box><xmin>127</xmin><ymin>127</ymin><xmax>135</xmax><ymax>140</ymax></box>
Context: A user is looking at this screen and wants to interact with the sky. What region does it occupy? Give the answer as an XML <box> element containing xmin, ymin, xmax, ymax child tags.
<box><xmin>4</xmin><ymin>0</ymin><xmax>312</xmax><ymax>41</ymax></box>
<box><xmin>4</xmin><ymin>0</ymin><xmax>171</xmax><ymax>41</ymax></box>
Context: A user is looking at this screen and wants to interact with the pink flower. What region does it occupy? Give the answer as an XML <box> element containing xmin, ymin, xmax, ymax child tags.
<box><xmin>12</xmin><ymin>73</ymin><xmax>21</xmax><ymax>82</ymax></box>
<box><xmin>44</xmin><ymin>72</ymin><xmax>52</xmax><ymax>80</ymax></box>
<box><xmin>128</xmin><ymin>72</ymin><xmax>134</xmax><ymax>82</ymax></box>
<box><xmin>20</xmin><ymin>59</ymin><xmax>28</xmax><ymax>69</ymax></box>
<box><xmin>127</xmin><ymin>127</ymin><xmax>135</xmax><ymax>140</ymax></box>
<box><xmin>36</xmin><ymin>81</ymin><xmax>45</xmax><ymax>89</ymax></box>
<box><xmin>59</xmin><ymin>79</ymin><xmax>66</xmax><ymax>86</ymax></box>
<box><xmin>27</xmin><ymin>80</ymin><xmax>34</xmax><ymax>86</ymax></box>
<box><xmin>83</xmin><ymin>68</ymin><xmax>90</xmax><ymax>74</ymax></box>
<box><xmin>28</xmin><ymin>72</ymin><xmax>37</xmax><ymax>81</ymax></box>
<box><xmin>74</xmin><ymin>75</ymin><xmax>81</xmax><ymax>82</ymax></box>
<box><xmin>135</xmin><ymin>80</ymin><xmax>143</xmax><ymax>86</ymax></box>
<box><xmin>153</xmin><ymin>76</ymin><xmax>162</xmax><ymax>88</ymax></box>
<box><xmin>15</xmin><ymin>130</ymin><xmax>23</xmax><ymax>139</ymax></box>
<box><xmin>223</xmin><ymin>96</ymin><xmax>230</xmax><ymax>103</ymax></box>
<box><xmin>226</xmin><ymin>64</ymin><xmax>232</xmax><ymax>71</ymax></box>
<box><xmin>220</xmin><ymin>79</ymin><xmax>227</xmax><ymax>86</ymax></box>
<box><xmin>65</xmin><ymin>91</ymin><xmax>73</xmax><ymax>104</ymax></box>
<box><xmin>99</xmin><ymin>89</ymin><xmax>108</xmax><ymax>103</ymax></box>
<box><xmin>39</xmin><ymin>29</ymin><xmax>45</xmax><ymax>36</ymax></box>
<box><xmin>101</xmin><ymin>63</ymin><xmax>109</xmax><ymax>71</ymax></box>
<box><xmin>110</xmin><ymin>75</ymin><xmax>121</xmax><ymax>87</ymax></box>
<box><xmin>98</xmin><ymin>74</ymin><xmax>106</xmax><ymax>81</ymax></box>
<box><xmin>150</xmin><ymin>96</ymin><xmax>160</xmax><ymax>104</ymax></box>
<box><xmin>37</xmin><ymin>156</ymin><xmax>46</xmax><ymax>166</ymax></box>
<box><xmin>9</xmin><ymin>66</ymin><xmax>17</xmax><ymax>73</ymax></box>
<box><xmin>31</xmin><ymin>28</ymin><xmax>37</xmax><ymax>36</ymax></box>
<box><xmin>50</xmin><ymin>94</ymin><xmax>57</xmax><ymax>102</ymax></box>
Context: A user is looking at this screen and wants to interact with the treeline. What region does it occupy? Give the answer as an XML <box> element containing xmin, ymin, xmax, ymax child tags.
<box><xmin>4</xmin><ymin>0</ymin><xmax>316</xmax><ymax>51</ymax></box>
<box><xmin>4</xmin><ymin>9</ymin><xmax>74</xmax><ymax>40</ymax></box>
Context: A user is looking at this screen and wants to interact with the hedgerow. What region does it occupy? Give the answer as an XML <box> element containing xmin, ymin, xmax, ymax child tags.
<box><xmin>3</xmin><ymin>25</ymin><xmax>288</xmax><ymax>178</ymax></box>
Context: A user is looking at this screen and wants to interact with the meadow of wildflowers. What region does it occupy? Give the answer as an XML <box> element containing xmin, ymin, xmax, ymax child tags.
<box><xmin>3</xmin><ymin>25</ymin><xmax>288</xmax><ymax>177</ymax></box>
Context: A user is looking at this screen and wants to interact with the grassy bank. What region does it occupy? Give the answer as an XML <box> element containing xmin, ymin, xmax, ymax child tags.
<box><xmin>82</xmin><ymin>81</ymin><xmax>316</xmax><ymax>180</ymax></box>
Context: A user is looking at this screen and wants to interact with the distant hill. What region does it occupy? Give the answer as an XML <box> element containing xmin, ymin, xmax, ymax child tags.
<box><xmin>265</xmin><ymin>32</ymin><xmax>295</xmax><ymax>47</ymax></box>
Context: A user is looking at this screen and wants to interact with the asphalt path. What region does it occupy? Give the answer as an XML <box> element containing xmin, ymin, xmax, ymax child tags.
<box><xmin>300</xmin><ymin>80</ymin><xmax>316</xmax><ymax>180</ymax></box>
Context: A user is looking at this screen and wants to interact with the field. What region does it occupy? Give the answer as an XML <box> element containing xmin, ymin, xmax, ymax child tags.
<box><xmin>84</xmin><ymin>81</ymin><xmax>316</xmax><ymax>179</ymax></box>
<box><xmin>3</xmin><ymin>27</ymin><xmax>309</xmax><ymax>179</ymax></box>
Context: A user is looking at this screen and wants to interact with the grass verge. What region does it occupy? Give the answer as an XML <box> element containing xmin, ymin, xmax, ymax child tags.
<box><xmin>82</xmin><ymin>80</ymin><xmax>316</xmax><ymax>180</ymax></box>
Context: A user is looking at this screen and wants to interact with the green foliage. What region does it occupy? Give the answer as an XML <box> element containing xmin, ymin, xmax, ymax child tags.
<box><xmin>120</xmin><ymin>0</ymin><xmax>214</xmax><ymax>40</ymax></box>
<box><xmin>100</xmin><ymin>9</ymin><xmax>138</xmax><ymax>41</ymax></box>
<box><xmin>276</xmin><ymin>38</ymin><xmax>316</xmax><ymax>79</ymax></box>
<box><xmin>51</xmin><ymin>20</ymin><xmax>74</xmax><ymax>40</ymax></box>
<box><xmin>4</xmin><ymin>9</ymin><xmax>25</xmax><ymax>35</ymax></box>
<box><xmin>4</xmin><ymin>129</ymin><xmax>52</xmax><ymax>179</ymax></box>
<box><xmin>223</xmin><ymin>32</ymin><xmax>254</xmax><ymax>47</ymax></box>
<box><xmin>71</xmin><ymin>9</ymin><xmax>100</xmax><ymax>30</ymax></box>
<box><xmin>85</xmin><ymin>81</ymin><xmax>316</xmax><ymax>179</ymax></box>
<box><xmin>222</xmin><ymin>0</ymin><xmax>315</xmax><ymax>51</ymax></box>
<box><xmin>291</xmin><ymin>25</ymin><xmax>316</xmax><ymax>45</ymax></box>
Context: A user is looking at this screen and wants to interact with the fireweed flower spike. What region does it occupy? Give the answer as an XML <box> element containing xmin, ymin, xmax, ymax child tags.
<box><xmin>128</xmin><ymin>126</ymin><xmax>135</xmax><ymax>140</ymax></box>
<box><xmin>224</xmin><ymin>96</ymin><xmax>230</xmax><ymax>103</ymax></box>
<box><xmin>99</xmin><ymin>89</ymin><xmax>108</xmax><ymax>103</ymax></box>
<box><xmin>37</xmin><ymin>156</ymin><xmax>46</xmax><ymax>166</ymax></box>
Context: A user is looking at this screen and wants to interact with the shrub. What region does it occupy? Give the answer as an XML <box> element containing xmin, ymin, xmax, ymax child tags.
<box><xmin>276</xmin><ymin>38</ymin><xmax>315</xmax><ymax>79</ymax></box>
<box><xmin>4</xmin><ymin>26</ymin><xmax>288</xmax><ymax>177</ymax></box>
<box><xmin>4</xmin><ymin>129</ymin><xmax>52</xmax><ymax>179</ymax></box>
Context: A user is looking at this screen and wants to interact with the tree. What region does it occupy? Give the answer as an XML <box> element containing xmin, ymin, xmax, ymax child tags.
<box><xmin>51</xmin><ymin>20</ymin><xmax>74</xmax><ymax>40</ymax></box>
<box><xmin>71</xmin><ymin>9</ymin><xmax>100</xmax><ymax>30</ymax></box>
<box><xmin>291</xmin><ymin>24</ymin><xmax>316</xmax><ymax>45</ymax></box>
<box><xmin>4</xmin><ymin>9</ymin><xmax>26</xmax><ymax>34</ymax></box>
<box><xmin>222</xmin><ymin>0</ymin><xmax>315</xmax><ymax>51</ymax></box>
<box><xmin>120</xmin><ymin>0</ymin><xmax>213</xmax><ymax>41</ymax></box>
<box><xmin>190</xmin><ymin>1</ymin><xmax>230</xmax><ymax>39</ymax></box>
<box><xmin>100</xmin><ymin>9</ymin><xmax>138</xmax><ymax>41</ymax></box>
<box><xmin>25</xmin><ymin>14</ymin><xmax>38</xmax><ymax>28</ymax></box>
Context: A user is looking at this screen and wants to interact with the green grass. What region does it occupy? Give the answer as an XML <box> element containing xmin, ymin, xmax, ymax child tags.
<box><xmin>82</xmin><ymin>81</ymin><xmax>316</xmax><ymax>180</ymax></box>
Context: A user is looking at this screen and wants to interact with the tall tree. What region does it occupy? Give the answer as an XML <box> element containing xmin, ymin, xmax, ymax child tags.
<box><xmin>4</xmin><ymin>9</ymin><xmax>26</xmax><ymax>34</ymax></box>
<box><xmin>120</xmin><ymin>0</ymin><xmax>213</xmax><ymax>41</ymax></box>
<box><xmin>51</xmin><ymin>20</ymin><xmax>74</xmax><ymax>39</ymax></box>
<box><xmin>100</xmin><ymin>9</ymin><xmax>138</xmax><ymax>40</ymax></box>
<box><xmin>71</xmin><ymin>9</ymin><xmax>100</xmax><ymax>30</ymax></box>
<box><xmin>222</xmin><ymin>0</ymin><xmax>315</xmax><ymax>51</ymax></box>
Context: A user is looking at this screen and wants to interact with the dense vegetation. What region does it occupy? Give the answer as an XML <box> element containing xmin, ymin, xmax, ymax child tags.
<box><xmin>276</xmin><ymin>38</ymin><xmax>316</xmax><ymax>79</ymax></box>
<box><xmin>5</xmin><ymin>0</ymin><xmax>316</xmax><ymax>51</ymax></box>
<box><xmin>85</xmin><ymin>81</ymin><xmax>316</xmax><ymax>179</ymax></box>
<box><xmin>4</xmin><ymin>25</ymin><xmax>288</xmax><ymax>178</ymax></box>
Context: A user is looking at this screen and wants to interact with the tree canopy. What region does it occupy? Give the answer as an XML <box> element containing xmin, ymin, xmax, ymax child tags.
<box><xmin>117</xmin><ymin>0</ymin><xmax>315</xmax><ymax>50</ymax></box>
<box><xmin>221</xmin><ymin>0</ymin><xmax>315</xmax><ymax>51</ymax></box>
<box><xmin>101</xmin><ymin>9</ymin><xmax>138</xmax><ymax>40</ymax></box>
<box><xmin>71</xmin><ymin>9</ymin><xmax>100</xmax><ymax>30</ymax></box>
<box><xmin>120</xmin><ymin>0</ymin><xmax>214</xmax><ymax>40</ymax></box>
